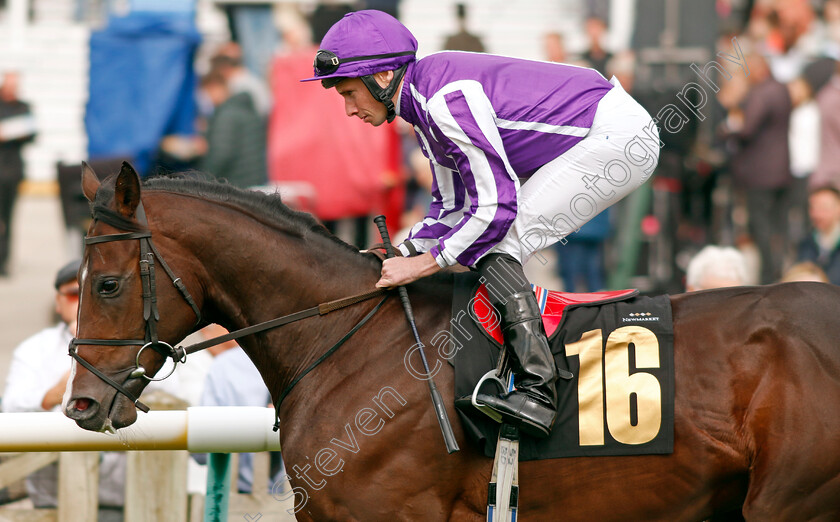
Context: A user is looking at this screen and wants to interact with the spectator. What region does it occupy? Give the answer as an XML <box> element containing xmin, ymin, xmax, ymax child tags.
<box><xmin>554</xmin><ymin>209</ymin><xmax>611</xmax><ymax>292</ymax></box>
<box><xmin>780</xmin><ymin>260</ymin><xmax>830</xmax><ymax>283</ymax></box>
<box><xmin>823</xmin><ymin>0</ymin><xmax>840</xmax><ymax>56</ymax></box>
<box><xmin>358</xmin><ymin>0</ymin><xmax>400</xmax><ymax>19</ymax></box>
<box><xmin>3</xmin><ymin>260</ymin><xmax>82</xmax><ymax>415</ymax></box>
<box><xmin>171</xmin><ymin>323</ymin><xmax>235</xmax><ymax>407</ymax></box>
<box><xmin>309</xmin><ymin>3</ymin><xmax>354</xmax><ymax>46</ymax></box>
<box><xmin>442</xmin><ymin>3</ymin><xmax>485</xmax><ymax>53</ymax></box>
<box><xmin>198</xmin><ymin>324</ymin><xmax>281</xmax><ymax>494</ymax></box>
<box><xmin>546</xmin><ymin>32</ymin><xmax>614</xmax><ymax>293</ymax></box>
<box><xmin>810</xmin><ymin>60</ymin><xmax>840</xmax><ymax>190</ymax></box>
<box><xmin>797</xmin><ymin>186</ymin><xmax>840</xmax><ymax>284</ymax></box>
<box><xmin>393</xmin><ymin>123</ymin><xmax>434</xmax><ymax>242</ymax></box>
<box><xmin>543</xmin><ymin>32</ymin><xmax>567</xmax><ymax>64</ymax></box>
<box><xmin>685</xmin><ymin>245</ymin><xmax>752</xmax><ymax>291</ymax></box>
<box><xmin>581</xmin><ymin>16</ymin><xmax>612</xmax><ymax>76</ymax></box>
<box><xmin>210</xmin><ymin>42</ymin><xmax>273</xmax><ymax>118</ymax></box>
<box><xmin>0</xmin><ymin>71</ymin><xmax>36</xmax><ymax>277</ymax></box>
<box><xmin>721</xmin><ymin>52</ymin><xmax>793</xmax><ymax>284</ymax></box>
<box><xmin>765</xmin><ymin>5</ymin><xmax>812</xmax><ymax>83</ymax></box>
<box><xmin>786</xmin><ymin>69</ymin><xmax>821</xmax><ymax>247</ymax></box>
<box><xmin>198</xmin><ymin>71</ymin><xmax>267</xmax><ymax>189</ymax></box>
<box><xmin>216</xmin><ymin>6</ymin><xmax>278</xmax><ymax>82</ymax></box>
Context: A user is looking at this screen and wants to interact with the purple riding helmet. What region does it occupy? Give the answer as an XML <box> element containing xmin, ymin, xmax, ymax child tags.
<box><xmin>301</xmin><ymin>10</ymin><xmax>417</xmax><ymax>122</ymax></box>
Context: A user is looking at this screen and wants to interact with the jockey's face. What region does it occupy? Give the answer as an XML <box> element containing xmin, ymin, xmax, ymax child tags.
<box><xmin>335</xmin><ymin>77</ymin><xmax>388</xmax><ymax>127</ymax></box>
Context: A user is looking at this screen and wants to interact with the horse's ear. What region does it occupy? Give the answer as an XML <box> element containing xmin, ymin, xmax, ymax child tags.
<box><xmin>113</xmin><ymin>162</ymin><xmax>142</xmax><ymax>218</ymax></box>
<box><xmin>81</xmin><ymin>162</ymin><xmax>100</xmax><ymax>202</ymax></box>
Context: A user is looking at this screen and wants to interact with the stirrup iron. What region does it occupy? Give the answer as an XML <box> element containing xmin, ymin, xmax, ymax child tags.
<box><xmin>471</xmin><ymin>368</ymin><xmax>515</xmax><ymax>424</ymax></box>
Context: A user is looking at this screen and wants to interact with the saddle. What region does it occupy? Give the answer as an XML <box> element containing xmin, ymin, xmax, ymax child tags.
<box><xmin>471</xmin><ymin>282</ymin><xmax>638</xmax><ymax>344</ymax></box>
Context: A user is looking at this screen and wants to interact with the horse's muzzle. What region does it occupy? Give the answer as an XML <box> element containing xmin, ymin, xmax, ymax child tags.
<box><xmin>66</xmin><ymin>392</ymin><xmax>139</xmax><ymax>432</ymax></box>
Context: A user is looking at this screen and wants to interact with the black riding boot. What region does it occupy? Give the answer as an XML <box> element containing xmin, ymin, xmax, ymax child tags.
<box><xmin>475</xmin><ymin>254</ymin><xmax>561</xmax><ymax>438</ymax></box>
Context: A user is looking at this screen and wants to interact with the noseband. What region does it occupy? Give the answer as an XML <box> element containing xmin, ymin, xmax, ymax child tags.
<box><xmin>69</xmin><ymin>202</ymin><xmax>201</xmax><ymax>413</ymax></box>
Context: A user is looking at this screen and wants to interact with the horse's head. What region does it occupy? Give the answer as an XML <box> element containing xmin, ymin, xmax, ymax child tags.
<box><xmin>65</xmin><ymin>163</ymin><xmax>201</xmax><ymax>432</ymax></box>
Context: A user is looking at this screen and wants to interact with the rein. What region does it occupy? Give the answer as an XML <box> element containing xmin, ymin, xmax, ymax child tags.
<box><xmin>71</xmin><ymin>201</ymin><xmax>389</xmax><ymax>423</ymax></box>
<box><xmin>188</xmin><ymin>288</ymin><xmax>389</xmax><ymax>431</ymax></box>
<box><xmin>180</xmin><ymin>288</ymin><xmax>386</xmax><ymax>356</ymax></box>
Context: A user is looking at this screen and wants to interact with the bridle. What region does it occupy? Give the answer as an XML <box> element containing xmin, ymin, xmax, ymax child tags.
<box><xmin>69</xmin><ymin>200</ymin><xmax>388</xmax><ymax>421</ymax></box>
<box><xmin>69</xmin><ymin>202</ymin><xmax>202</xmax><ymax>413</ymax></box>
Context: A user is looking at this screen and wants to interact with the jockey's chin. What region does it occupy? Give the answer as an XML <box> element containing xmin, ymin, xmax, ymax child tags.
<box><xmin>360</xmin><ymin>111</ymin><xmax>387</xmax><ymax>127</ymax></box>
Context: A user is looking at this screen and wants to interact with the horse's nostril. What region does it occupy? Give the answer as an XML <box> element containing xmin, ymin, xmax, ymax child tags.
<box><xmin>65</xmin><ymin>398</ymin><xmax>103</xmax><ymax>428</ymax></box>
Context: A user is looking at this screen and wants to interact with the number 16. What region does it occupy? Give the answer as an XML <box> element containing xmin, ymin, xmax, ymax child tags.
<box><xmin>565</xmin><ymin>325</ymin><xmax>662</xmax><ymax>446</ymax></box>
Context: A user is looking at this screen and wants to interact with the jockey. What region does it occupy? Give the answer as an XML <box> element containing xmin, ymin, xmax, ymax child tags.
<box><xmin>303</xmin><ymin>10</ymin><xmax>659</xmax><ymax>438</ymax></box>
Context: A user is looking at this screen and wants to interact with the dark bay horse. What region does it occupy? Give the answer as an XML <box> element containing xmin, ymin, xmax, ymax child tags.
<box><xmin>65</xmin><ymin>163</ymin><xmax>840</xmax><ymax>520</ymax></box>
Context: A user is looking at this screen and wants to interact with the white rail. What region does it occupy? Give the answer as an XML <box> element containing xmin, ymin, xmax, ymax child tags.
<box><xmin>0</xmin><ymin>407</ymin><xmax>281</xmax><ymax>453</ymax></box>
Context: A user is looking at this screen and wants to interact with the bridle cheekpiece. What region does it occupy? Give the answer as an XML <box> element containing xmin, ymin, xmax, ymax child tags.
<box><xmin>69</xmin><ymin>201</ymin><xmax>201</xmax><ymax>413</ymax></box>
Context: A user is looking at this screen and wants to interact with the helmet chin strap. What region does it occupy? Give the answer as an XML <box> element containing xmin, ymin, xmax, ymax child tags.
<box><xmin>360</xmin><ymin>64</ymin><xmax>409</xmax><ymax>123</ymax></box>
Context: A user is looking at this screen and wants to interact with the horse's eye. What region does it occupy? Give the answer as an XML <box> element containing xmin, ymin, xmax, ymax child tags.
<box><xmin>100</xmin><ymin>279</ymin><xmax>120</xmax><ymax>295</ymax></box>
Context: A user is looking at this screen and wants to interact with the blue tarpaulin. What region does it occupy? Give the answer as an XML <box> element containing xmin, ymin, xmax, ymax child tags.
<box><xmin>86</xmin><ymin>11</ymin><xmax>200</xmax><ymax>176</ymax></box>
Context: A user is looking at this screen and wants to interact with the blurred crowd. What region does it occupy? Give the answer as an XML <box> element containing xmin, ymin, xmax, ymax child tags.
<box><xmin>538</xmin><ymin>0</ymin><xmax>840</xmax><ymax>292</ymax></box>
<box><xmin>652</xmin><ymin>0</ymin><xmax>840</xmax><ymax>290</ymax></box>
<box><xmin>703</xmin><ymin>0</ymin><xmax>840</xmax><ymax>289</ymax></box>
<box><xmin>3</xmin><ymin>1</ymin><xmax>840</xmax><ymax>293</ymax></box>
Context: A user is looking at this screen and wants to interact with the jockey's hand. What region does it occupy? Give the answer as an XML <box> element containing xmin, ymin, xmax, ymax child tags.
<box><xmin>376</xmin><ymin>252</ymin><xmax>441</xmax><ymax>288</ymax></box>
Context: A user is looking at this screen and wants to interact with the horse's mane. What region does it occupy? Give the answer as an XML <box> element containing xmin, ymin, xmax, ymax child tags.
<box><xmin>142</xmin><ymin>176</ymin><xmax>363</xmax><ymax>256</ymax></box>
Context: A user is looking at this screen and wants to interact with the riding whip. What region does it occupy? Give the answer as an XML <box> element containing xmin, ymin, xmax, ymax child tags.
<box><xmin>374</xmin><ymin>215</ymin><xmax>460</xmax><ymax>454</ymax></box>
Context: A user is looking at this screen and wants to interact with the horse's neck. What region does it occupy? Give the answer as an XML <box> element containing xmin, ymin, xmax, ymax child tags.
<box><xmin>164</xmin><ymin>201</ymin><xmax>379</xmax><ymax>321</ymax></box>
<box><xmin>237</xmin><ymin>234</ymin><xmax>382</xmax><ymax>393</ymax></box>
<box><xmin>154</xmin><ymin>196</ymin><xmax>384</xmax><ymax>389</ymax></box>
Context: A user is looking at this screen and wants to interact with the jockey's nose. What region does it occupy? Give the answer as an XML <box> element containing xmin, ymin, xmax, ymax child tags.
<box><xmin>345</xmin><ymin>99</ymin><xmax>358</xmax><ymax>118</ymax></box>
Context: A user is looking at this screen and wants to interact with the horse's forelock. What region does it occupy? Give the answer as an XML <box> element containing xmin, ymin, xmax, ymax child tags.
<box><xmin>92</xmin><ymin>176</ymin><xmax>115</xmax><ymax>208</ymax></box>
<box><xmin>88</xmin><ymin>174</ymin><xmax>147</xmax><ymax>233</ymax></box>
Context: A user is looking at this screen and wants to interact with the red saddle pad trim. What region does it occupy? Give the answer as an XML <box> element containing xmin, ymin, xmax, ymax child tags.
<box><xmin>473</xmin><ymin>285</ymin><xmax>638</xmax><ymax>343</ymax></box>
